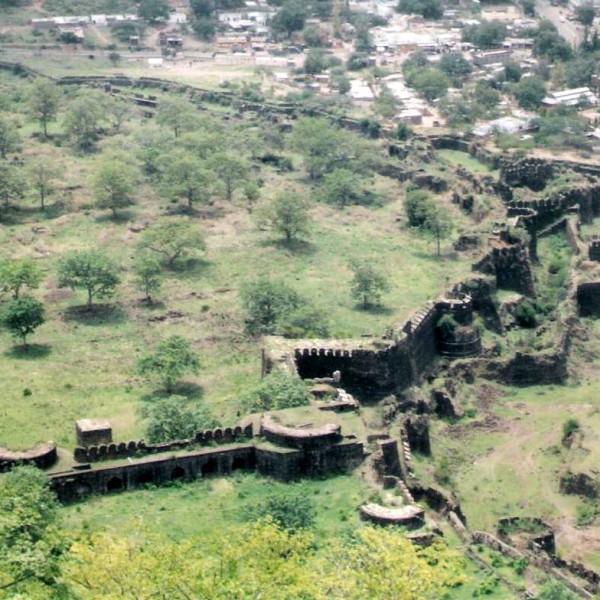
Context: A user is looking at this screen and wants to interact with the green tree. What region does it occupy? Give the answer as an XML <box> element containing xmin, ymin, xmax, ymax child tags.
<box><xmin>403</xmin><ymin>189</ymin><xmax>434</xmax><ymax>227</ymax></box>
<box><xmin>409</xmin><ymin>68</ymin><xmax>450</xmax><ymax>102</ymax></box>
<box><xmin>533</xmin><ymin>23</ymin><xmax>573</xmax><ymax>61</ymax></box>
<box><xmin>1</xmin><ymin>296</ymin><xmax>45</xmax><ymax>348</ymax></box>
<box><xmin>349</xmin><ymin>260</ymin><xmax>390</xmax><ymax>308</ymax></box>
<box><xmin>504</xmin><ymin>61</ymin><xmax>522</xmax><ymax>82</ymax></box>
<box><xmin>133</xmin><ymin>123</ymin><xmax>176</xmax><ymax>176</ymax></box>
<box><xmin>575</xmin><ymin>4</ymin><xmax>595</xmax><ymax>26</ymax></box>
<box><xmin>561</xmin><ymin>418</ymin><xmax>580</xmax><ymax>445</ymax></box>
<box><xmin>247</xmin><ymin>491</ymin><xmax>316</xmax><ymax>532</ymax></box>
<box><xmin>241</xmin><ymin>371</ymin><xmax>309</xmax><ymax>412</ymax></box>
<box><xmin>27</xmin><ymin>159</ymin><xmax>60</xmax><ymax>211</ymax></box>
<box><xmin>321</xmin><ymin>168</ymin><xmax>363</xmax><ymax>208</ymax></box>
<box><xmin>0</xmin><ymin>466</ymin><xmax>65</xmax><ymax>595</ymax></box>
<box><xmin>108</xmin><ymin>51</ymin><xmax>121</xmax><ymax>66</ymax></box>
<box><xmin>137</xmin><ymin>220</ymin><xmax>205</xmax><ymax>268</ymax></box>
<box><xmin>438</xmin><ymin>52</ymin><xmax>473</xmax><ymax>81</ymax></box>
<box><xmin>271</xmin><ymin>0</ymin><xmax>306</xmax><ymax>37</ymax></box>
<box><xmin>93</xmin><ymin>156</ymin><xmax>137</xmax><ymax>217</ymax></box>
<box><xmin>208</xmin><ymin>152</ymin><xmax>248</xmax><ymax>201</ymax></box>
<box><xmin>138</xmin><ymin>0</ymin><xmax>170</xmax><ymax>23</ymax></box>
<box><xmin>241</xmin><ymin>277</ymin><xmax>302</xmax><ymax>334</ymax></box>
<box><xmin>261</xmin><ymin>191</ymin><xmax>312</xmax><ymax>244</ymax></box>
<box><xmin>536</xmin><ymin>580</ymin><xmax>579</xmax><ymax>600</ymax></box>
<box><xmin>0</xmin><ymin>162</ymin><xmax>26</xmax><ymax>211</ymax></box>
<box><xmin>156</xmin><ymin>97</ymin><xmax>199</xmax><ymax>138</ymax></box>
<box><xmin>191</xmin><ymin>16</ymin><xmax>216</xmax><ymax>40</ymax></box>
<box><xmin>63</xmin><ymin>90</ymin><xmax>106</xmax><ymax>152</ymax></box>
<box><xmin>140</xmin><ymin>395</ymin><xmax>220</xmax><ymax>442</ymax></box>
<box><xmin>61</xmin><ymin>521</ymin><xmax>465</xmax><ymax>599</ymax></box>
<box><xmin>288</xmin><ymin>118</ymin><xmax>359</xmax><ymax>180</ymax></box>
<box><xmin>420</xmin><ymin>204</ymin><xmax>453</xmax><ymax>256</ymax></box>
<box><xmin>513</xmin><ymin>76</ymin><xmax>546</xmax><ymax>110</ymax></box>
<box><xmin>133</xmin><ymin>253</ymin><xmax>163</xmax><ymax>304</ymax></box>
<box><xmin>137</xmin><ymin>335</ymin><xmax>200</xmax><ymax>393</ymax></box>
<box><xmin>160</xmin><ymin>153</ymin><xmax>214</xmax><ymax>210</ymax></box>
<box><xmin>304</xmin><ymin>48</ymin><xmax>327</xmax><ymax>74</ymax></box>
<box><xmin>0</xmin><ymin>115</ymin><xmax>20</xmax><ymax>158</ymax></box>
<box><xmin>0</xmin><ymin>258</ymin><xmax>42</xmax><ymax>298</ymax></box>
<box><xmin>396</xmin><ymin>0</ymin><xmax>442</xmax><ymax>19</ymax></box>
<box><xmin>303</xmin><ymin>24</ymin><xmax>324</xmax><ymax>47</ymax></box>
<box><xmin>242</xmin><ymin>180</ymin><xmax>261</xmax><ymax>213</ymax></box>
<box><xmin>27</xmin><ymin>78</ymin><xmax>61</xmax><ymax>138</ymax></box>
<box><xmin>57</xmin><ymin>250</ymin><xmax>120</xmax><ymax>309</ymax></box>
<box><xmin>473</xmin><ymin>81</ymin><xmax>500</xmax><ymax>110</ymax></box>
<box><xmin>462</xmin><ymin>20</ymin><xmax>507</xmax><ymax>48</ymax></box>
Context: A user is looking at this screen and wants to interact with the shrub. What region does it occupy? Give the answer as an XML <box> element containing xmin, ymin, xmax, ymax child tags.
<box><xmin>514</xmin><ymin>299</ymin><xmax>541</xmax><ymax>328</ymax></box>
<box><xmin>562</xmin><ymin>418</ymin><xmax>580</xmax><ymax>445</ymax></box>
<box><xmin>241</xmin><ymin>372</ymin><xmax>310</xmax><ymax>413</ymax></box>
<box><xmin>245</xmin><ymin>491</ymin><xmax>316</xmax><ymax>532</ymax></box>
<box><xmin>436</xmin><ymin>314</ymin><xmax>458</xmax><ymax>338</ymax></box>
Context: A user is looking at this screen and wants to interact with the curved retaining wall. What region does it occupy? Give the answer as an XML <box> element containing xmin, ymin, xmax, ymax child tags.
<box><xmin>0</xmin><ymin>442</ymin><xmax>57</xmax><ymax>472</ymax></box>
<box><xmin>260</xmin><ymin>416</ymin><xmax>341</xmax><ymax>449</ymax></box>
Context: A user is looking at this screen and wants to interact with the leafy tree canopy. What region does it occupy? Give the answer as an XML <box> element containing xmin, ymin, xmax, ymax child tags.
<box><xmin>137</xmin><ymin>335</ymin><xmax>200</xmax><ymax>393</ymax></box>
<box><xmin>140</xmin><ymin>395</ymin><xmax>220</xmax><ymax>443</ymax></box>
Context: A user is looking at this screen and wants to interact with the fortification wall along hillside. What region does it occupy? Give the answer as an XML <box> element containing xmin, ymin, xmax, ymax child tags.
<box><xmin>49</xmin><ymin>420</ymin><xmax>364</xmax><ymax>502</ymax></box>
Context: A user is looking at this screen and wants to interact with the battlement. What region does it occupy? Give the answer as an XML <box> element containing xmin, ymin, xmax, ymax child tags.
<box><xmin>73</xmin><ymin>425</ymin><xmax>254</xmax><ymax>463</ymax></box>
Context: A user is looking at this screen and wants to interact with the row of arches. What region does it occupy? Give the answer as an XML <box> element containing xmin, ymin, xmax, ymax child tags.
<box><xmin>98</xmin><ymin>455</ymin><xmax>250</xmax><ymax>495</ymax></box>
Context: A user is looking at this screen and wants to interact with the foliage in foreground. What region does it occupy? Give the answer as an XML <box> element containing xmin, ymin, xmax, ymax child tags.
<box><xmin>61</xmin><ymin>519</ymin><xmax>467</xmax><ymax>600</ymax></box>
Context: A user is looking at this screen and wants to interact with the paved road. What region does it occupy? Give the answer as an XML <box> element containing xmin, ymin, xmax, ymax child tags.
<box><xmin>535</xmin><ymin>0</ymin><xmax>584</xmax><ymax>47</ymax></box>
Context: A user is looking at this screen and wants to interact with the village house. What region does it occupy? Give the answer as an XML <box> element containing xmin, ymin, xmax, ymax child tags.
<box><xmin>542</xmin><ymin>87</ymin><xmax>599</xmax><ymax>109</ymax></box>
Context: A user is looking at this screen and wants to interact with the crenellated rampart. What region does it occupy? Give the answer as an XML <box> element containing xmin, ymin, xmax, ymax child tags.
<box><xmin>73</xmin><ymin>425</ymin><xmax>254</xmax><ymax>463</ymax></box>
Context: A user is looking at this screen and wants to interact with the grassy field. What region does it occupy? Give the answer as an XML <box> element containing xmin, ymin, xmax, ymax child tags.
<box><xmin>437</xmin><ymin>149</ymin><xmax>497</xmax><ymax>175</ymax></box>
<box><xmin>0</xmin><ymin>70</ymin><xmax>481</xmax><ymax>450</ymax></box>
<box><xmin>60</xmin><ymin>472</ymin><xmax>371</xmax><ymax>542</ymax></box>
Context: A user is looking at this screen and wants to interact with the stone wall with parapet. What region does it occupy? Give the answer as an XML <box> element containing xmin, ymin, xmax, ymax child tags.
<box><xmin>50</xmin><ymin>419</ymin><xmax>363</xmax><ymax>502</ymax></box>
<box><xmin>0</xmin><ymin>442</ymin><xmax>57</xmax><ymax>473</ymax></box>
<box><xmin>73</xmin><ymin>425</ymin><xmax>254</xmax><ymax>463</ymax></box>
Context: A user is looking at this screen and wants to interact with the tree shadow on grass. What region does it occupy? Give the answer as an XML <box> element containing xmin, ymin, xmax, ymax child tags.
<box><xmin>5</xmin><ymin>343</ymin><xmax>52</xmax><ymax>359</ymax></box>
<box><xmin>352</xmin><ymin>304</ymin><xmax>394</xmax><ymax>316</ymax></box>
<box><xmin>169</xmin><ymin>257</ymin><xmax>212</xmax><ymax>278</ymax></box>
<box><xmin>62</xmin><ymin>303</ymin><xmax>127</xmax><ymax>326</ymax></box>
<box><xmin>260</xmin><ymin>238</ymin><xmax>316</xmax><ymax>256</ymax></box>
<box><xmin>94</xmin><ymin>210</ymin><xmax>135</xmax><ymax>225</ymax></box>
<box><xmin>140</xmin><ymin>382</ymin><xmax>205</xmax><ymax>403</ymax></box>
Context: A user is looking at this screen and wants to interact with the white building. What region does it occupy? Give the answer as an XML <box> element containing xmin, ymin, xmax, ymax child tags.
<box><xmin>542</xmin><ymin>87</ymin><xmax>598</xmax><ymax>108</ymax></box>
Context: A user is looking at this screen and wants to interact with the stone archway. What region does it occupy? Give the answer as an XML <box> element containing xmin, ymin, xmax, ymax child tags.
<box><xmin>171</xmin><ymin>466</ymin><xmax>186</xmax><ymax>480</ymax></box>
<box><xmin>106</xmin><ymin>476</ymin><xmax>124</xmax><ymax>492</ymax></box>
<box><xmin>201</xmin><ymin>458</ymin><xmax>218</xmax><ymax>477</ymax></box>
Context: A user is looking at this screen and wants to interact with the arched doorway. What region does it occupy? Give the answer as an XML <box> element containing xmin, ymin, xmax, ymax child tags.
<box><xmin>106</xmin><ymin>476</ymin><xmax>124</xmax><ymax>492</ymax></box>
<box><xmin>201</xmin><ymin>458</ymin><xmax>217</xmax><ymax>477</ymax></box>
<box><xmin>171</xmin><ymin>466</ymin><xmax>186</xmax><ymax>481</ymax></box>
<box><xmin>232</xmin><ymin>456</ymin><xmax>246</xmax><ymax>471</ymax></box>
